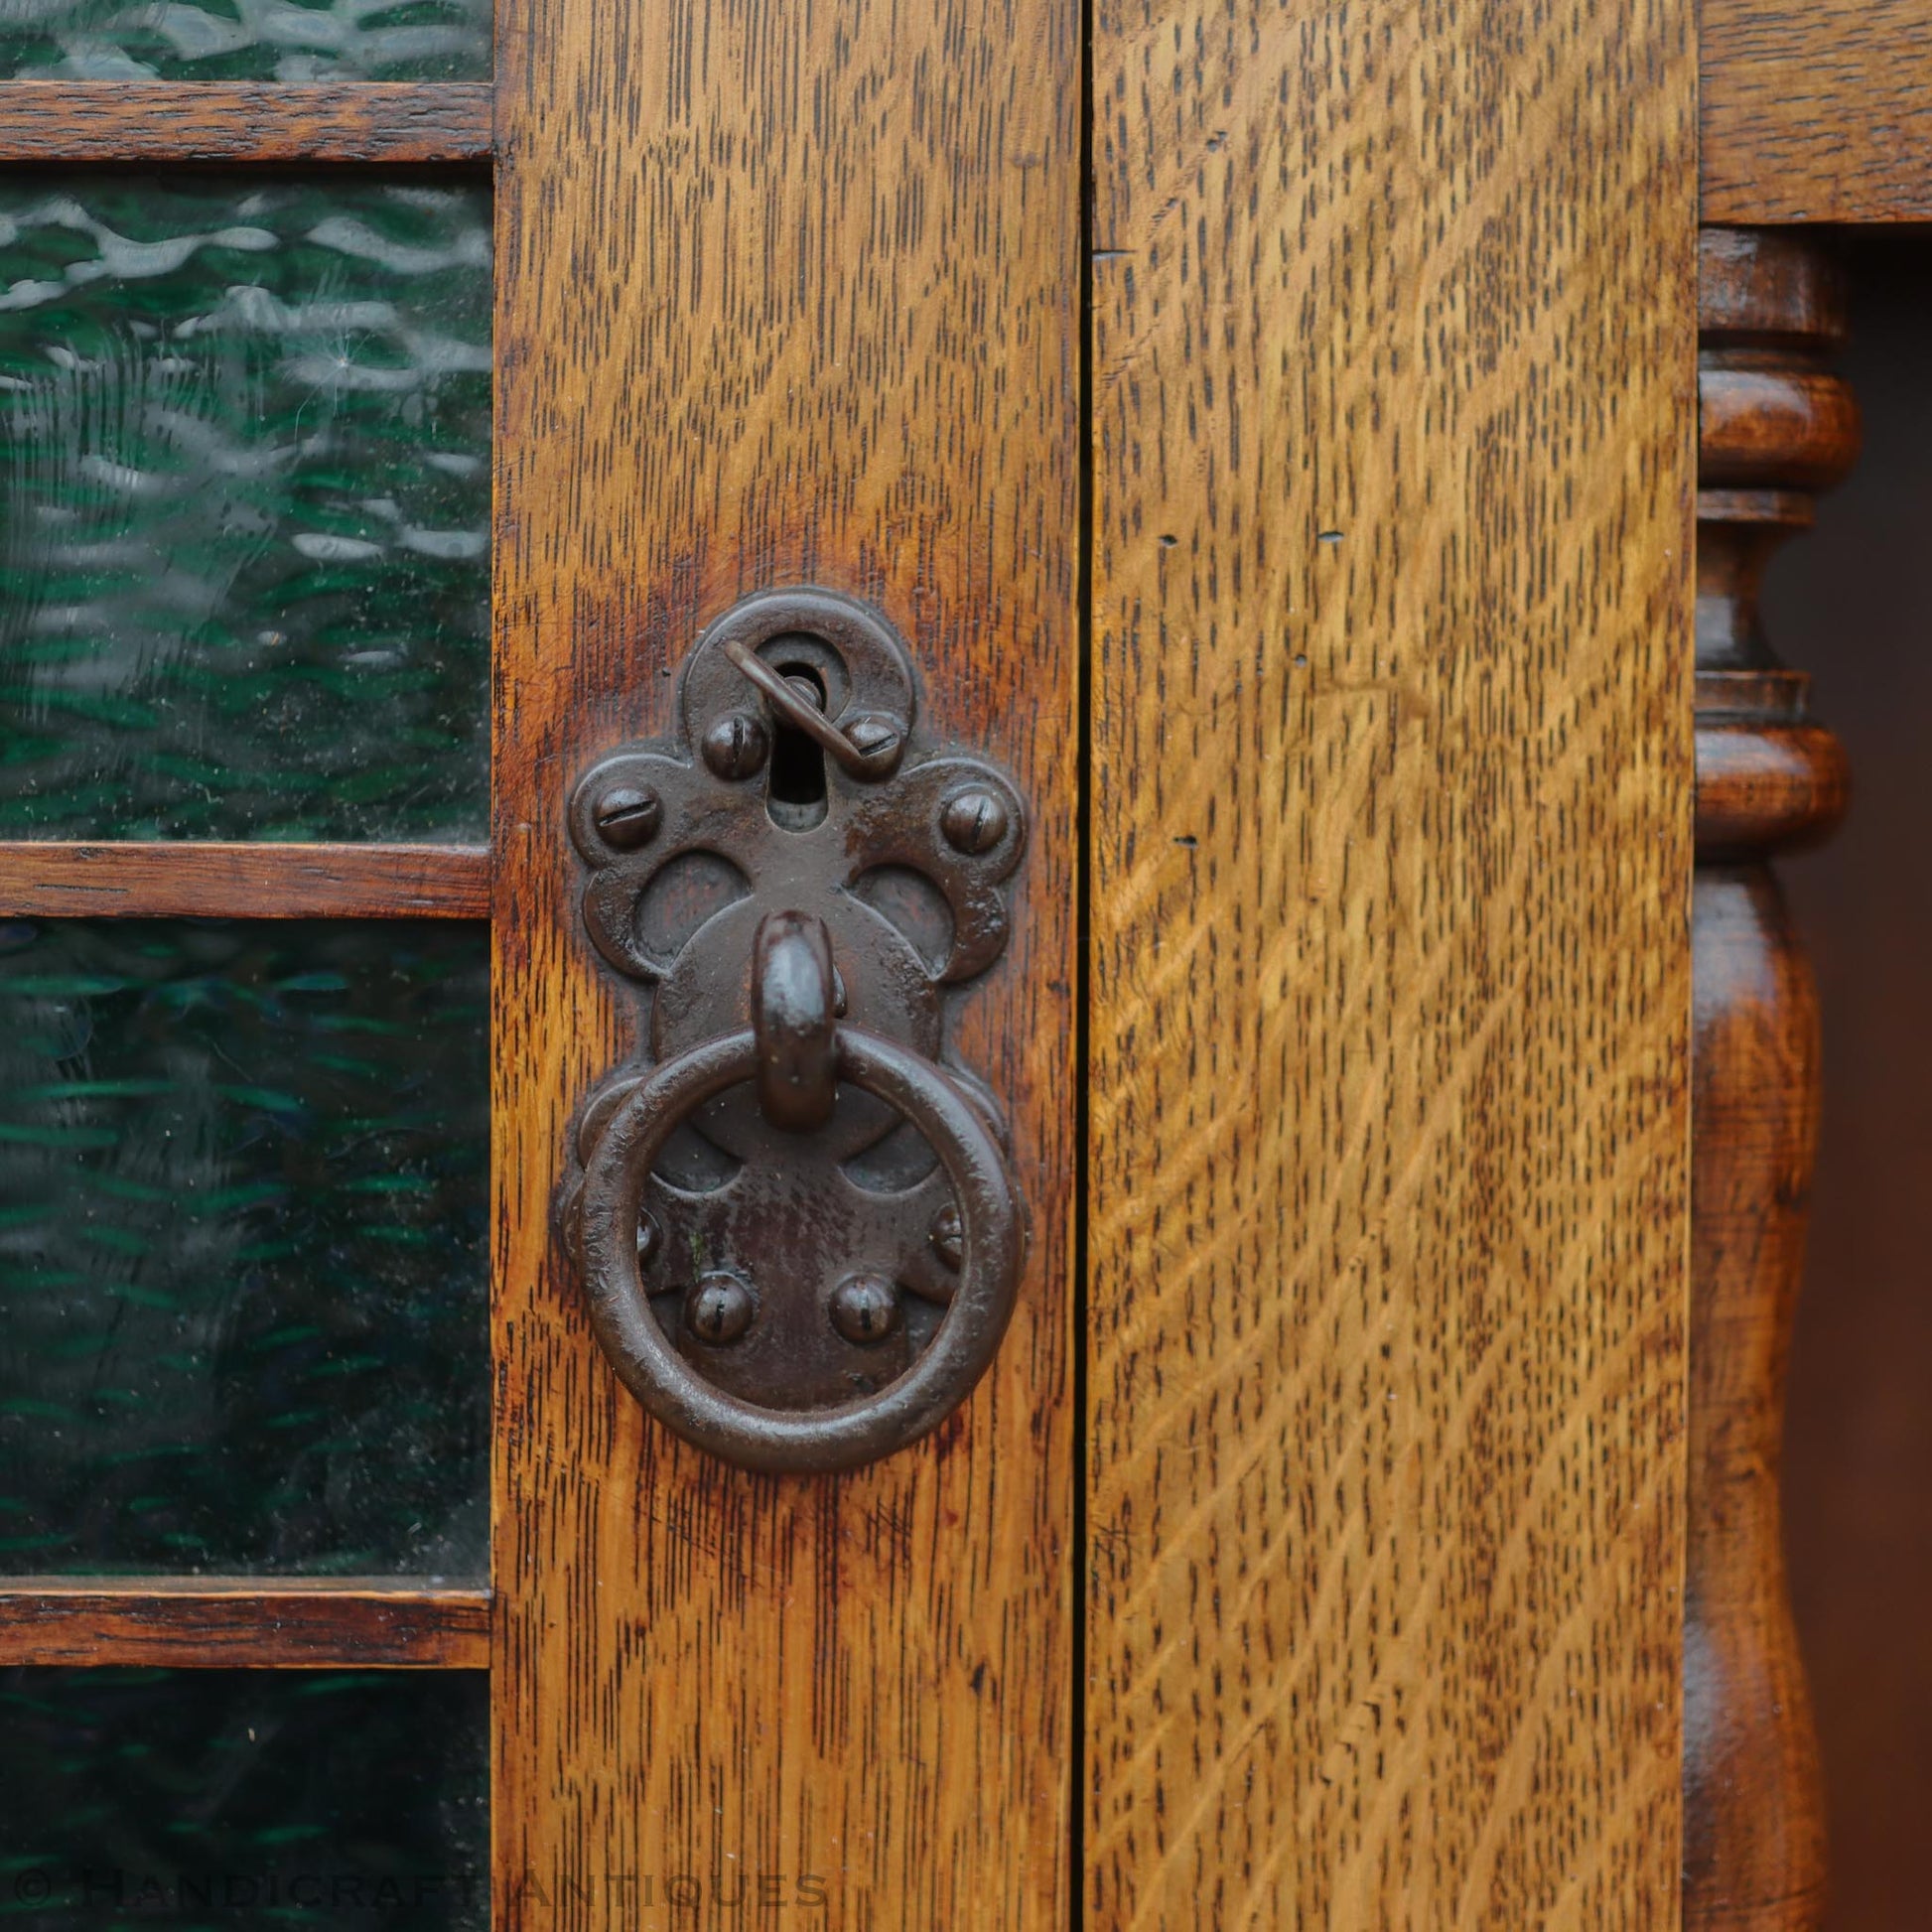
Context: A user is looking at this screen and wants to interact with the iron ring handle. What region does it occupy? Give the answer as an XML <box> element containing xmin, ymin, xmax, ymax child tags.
<box><xmin>577</xmin><ymin>1024</ymin><xmax>1024</xmax><ymax>1475</ymax></box>
<box><xmin>751</xmin><ymin>910</ymin><xmax>838</xmax><ymax>1132</ymax></box>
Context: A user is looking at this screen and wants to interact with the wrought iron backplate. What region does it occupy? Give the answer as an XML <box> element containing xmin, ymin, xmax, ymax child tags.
<box><xmin>560</xmin><ymin>588</ymin><xmax>1028</xmax><ymax>1471</ymax></box>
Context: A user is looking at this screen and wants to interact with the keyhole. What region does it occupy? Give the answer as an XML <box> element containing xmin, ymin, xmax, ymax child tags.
<box><xmin>766</xmin><ymin>661</ymin><xmax>829</xmax><ymax>831</ymax></box>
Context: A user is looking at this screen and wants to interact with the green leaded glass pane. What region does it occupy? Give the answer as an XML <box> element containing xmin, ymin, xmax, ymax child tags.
<box><xmin>0</xmin><ymin>1668</ymin><xmax>487</xmax><ymax>1928</ymax></box>
<box><xmin>0</xmin><ymin>178</ymin><xmax>490</xmax><ymax>840</ymax></box>
<box><xmin>0</xmin><ymin>918</ymin><xmax>487</xmax><ymax>1575</ymax></box>
<box><xmin>0</xmin><ymin>2</ymin><xmax>489</xmax><ymax>81</ymax></box>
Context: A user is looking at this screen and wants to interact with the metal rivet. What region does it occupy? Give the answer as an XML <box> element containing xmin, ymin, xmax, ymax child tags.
<box><xmin>940</xmin><ymin>788</ymin><xmax>1009</xmax><ymax>855</ymax></box>
<box><xmin>928</xmin><ymin>1203</ymin><xmax>963</xmax><ymax>1271</ymax></box>
<box><xmin>841</xmin><ymin>713</ymin><xmax>904</xmax><ymax>780</ymax></box>
<box><xmin>593</xmin><ymin>784</ymin><xmax>661</xmax><ymax>850</ymax></box>
<box><xmin>687</xmin><ymin>1272</ymin><xmax>755</xmax><ymax>1344</ymax></box>
<box><xmin>703</xmin><ymin>710</ymin><xmax>770</xmax><ymax>780</ymax></box>
<box><xmin>636</xmin><ymin>1210</ymin><xmax>661</xmax><ymax>1265</ymax></box>
<box><xmin>829</xmin><ymin>1273</ymin><xmax>901</xmax><ymax>1345</ymax></box>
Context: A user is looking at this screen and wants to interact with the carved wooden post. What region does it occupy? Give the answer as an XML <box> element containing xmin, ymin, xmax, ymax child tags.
<box><xmin>1687</xmin><ymin>227</ymin><xmax>1858</xmax><ymax>1931</ymax></box>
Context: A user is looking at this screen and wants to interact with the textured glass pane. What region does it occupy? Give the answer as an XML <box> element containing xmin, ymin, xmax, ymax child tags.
<box><xmin>0</xmin><ymin>1668</ymin><xmax>486</xmax><ymax>1929</ymax></box>
<box><xmin>0</xmin><ymin>2</ymin><xmax>489</xmax><ymax>82</ymax></box>
<box><xmin>0</xmin><ymin>919</ymin><xmax>487</xmax><ymax>1575</ymax></box>
<box><xmin>0</xmin><ymin>178</ymin><xmax>489</xmax><ymax>840</ymax></box>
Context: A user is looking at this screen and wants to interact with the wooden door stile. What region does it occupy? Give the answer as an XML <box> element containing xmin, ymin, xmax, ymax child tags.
<box><xmin>492</xmin><ymin>2</ymin><xmax>1081</xmax><ymax>1925</ymax></box>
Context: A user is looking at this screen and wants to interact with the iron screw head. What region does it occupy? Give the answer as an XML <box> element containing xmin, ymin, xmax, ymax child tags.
<box><xmin>928</xmin><ymin>1202</ymin><xmax>963</xmax><ymax>1271</ymax></box>
<box><xmin>593</xmin><ymin>783</ymin><xmax>662</xmax><ymax>850</ymax></box>
<box><xmin>829</xmin><ymin>1273</ymin><xmax>902</xmax><ymax>1345</ymax></box>
<box><xmin>703</xmin><ymin>710</ymin><xmax>770</xmax><ymax>780</ymax></box>
<box><xmin>636</xmin><ymin>1209</ymin><xmax>661</xmax><ymax>1265</ymax></box>
<box><xmin>842</xmin><ymin>712</ymin><xmax>904</xmax><ymax>780</ymax></box>
<box><xmin>687</xmin><ymin>1271</ymin><xmax>756</xmax><ymax>1345</ymax></box>
<box><xmin>940</xmin><ymin>788</ymin><xmax>1009</xmax><ymax>855</ymax></box>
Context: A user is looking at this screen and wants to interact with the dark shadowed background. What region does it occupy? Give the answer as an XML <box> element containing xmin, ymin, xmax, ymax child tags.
<box><xmin>1772</xmin><ymin>229</ymin><xmax>1932</xmax><ymax>1932</ymax></box>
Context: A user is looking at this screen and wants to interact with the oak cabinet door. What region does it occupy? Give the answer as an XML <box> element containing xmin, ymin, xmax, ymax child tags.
<box><xmin>0</xmin><ymin>0</ymin><xmax>1757</xmax><ymax>1923</ymax></box>
<box><xmin>489</xmin><ymin>0</ymin><xmax>1695</xmax><ymax>1915</ymax></box>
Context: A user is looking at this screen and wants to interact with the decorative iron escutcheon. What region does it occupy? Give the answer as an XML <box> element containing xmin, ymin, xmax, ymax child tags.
<box><xmin>561</xmin><ymin>589</ymin><xmax>1028</xmax><ymax>1474</ymax></box>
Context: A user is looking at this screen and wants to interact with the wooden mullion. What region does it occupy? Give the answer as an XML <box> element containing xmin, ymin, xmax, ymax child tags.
<box><xmin>0</xmin><ymin>1580</ymin><xmax>489</xmax><ymax>1668</ymax></box>
<box><xmin>0</xmin><ymin>81</ymin><xmax>491</xmax><ymax>166</ymax></box>
<box><xmin>0</xmin><ymin>843</ymin><xmax>489</xmax><ymax>919</ymax></box>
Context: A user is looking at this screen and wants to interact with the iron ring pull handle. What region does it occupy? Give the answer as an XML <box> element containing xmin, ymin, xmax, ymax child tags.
<box><xmin>576</xmin><ymin>913</ymin><xmax>1024</xmax><ymax>1475</ymax></box>
<box><xmin>751</xmin><ymin>909</ymin><xmax>840</xmax><ymax>1133</ymax></box>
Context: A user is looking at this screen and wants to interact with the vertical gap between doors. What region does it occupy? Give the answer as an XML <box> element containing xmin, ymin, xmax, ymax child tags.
<box><xmin>1070</xmin><ymin>0</ymin><xmax>1094</xmax><ymax>1919</ymax></box>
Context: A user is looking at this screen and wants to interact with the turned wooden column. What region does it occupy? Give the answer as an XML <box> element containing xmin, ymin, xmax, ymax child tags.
<box><xmin>1686</xmin><ymin>228</ymin><xmax>1858</xmax><ymax>1931</ymax></box>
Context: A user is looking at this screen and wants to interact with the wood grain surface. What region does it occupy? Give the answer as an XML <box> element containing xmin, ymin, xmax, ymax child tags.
<box><xmin>1702</xmin><ymin>1</ymin><xmax>1932</xmax><ymax>224</ymax></box>
<box><xmin>1686</xmin><ymin>227</ymin><xmax>1858</xmax><ymax>1932</ymax></box>
<box><xmin>0</xmin><ymin>81</ymin><xmax>491</xmax><ymax>164</ymax></box>
<box><xmin>1085</xmin><ymin>1</ymin><xmax>1696</xmax><ymax>1923</ymax></box>
<box><xmin>491</xmin><ymin>2</ymin><xmax>1077</xmax><ymax>1926</ymax></box>
<box><xmin>0</xmin><ymin>1580</ymin><xmax>489</xmax><ymax>1668</ymax></box>
<box><xmin>1688</xmin><ymin>863</ymin><xmax>1833</xmax><ymax>1932</ymax></box>
<box><xmin>0</xmin><ymin>843</ymin><xmax>489</xmax><ymax>918</ymax></box>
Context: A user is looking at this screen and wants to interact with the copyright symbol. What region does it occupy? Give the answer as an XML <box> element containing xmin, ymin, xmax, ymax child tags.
<box><xmin>13</xmin><ymin>1869</ymin><xmax>51</xmax><ymax>1904</ymax></box>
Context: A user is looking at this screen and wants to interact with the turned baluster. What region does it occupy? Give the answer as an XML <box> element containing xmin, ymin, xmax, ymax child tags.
<box><xmin>1686</xmin><ymin>227</ymin><xmax>1858</xmax><ymax>1932</ymax></box>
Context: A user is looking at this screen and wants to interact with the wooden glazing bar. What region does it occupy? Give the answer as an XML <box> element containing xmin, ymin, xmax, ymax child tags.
<box><xmin>0</xmin><ymin>1580</ymin><xmax>490</xmax><ymax>1668</ymax></box>
<box><xmin>0</xmin><ymin>81</ymin><xmax>492</xmax><ymax>165</ymax></box>
<box><xmin>0</xmin><ymin>843</ymin><xmax>489</xmax><ymax>918</ymax></box>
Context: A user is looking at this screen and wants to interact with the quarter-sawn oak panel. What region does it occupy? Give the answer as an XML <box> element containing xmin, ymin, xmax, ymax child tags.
<box><xmin>1086</xmin><ymin>0</ymin><xmax>1697</xmax><ymax>1922</ymax></box>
